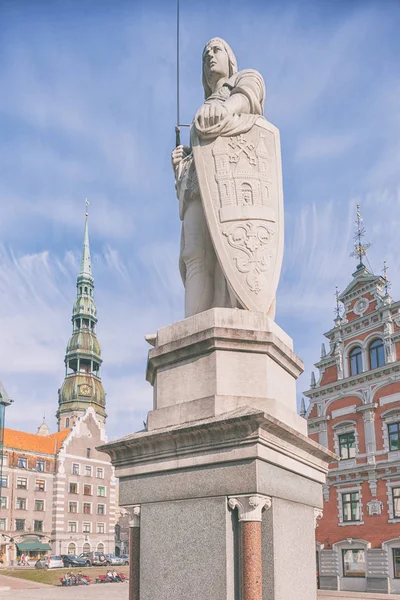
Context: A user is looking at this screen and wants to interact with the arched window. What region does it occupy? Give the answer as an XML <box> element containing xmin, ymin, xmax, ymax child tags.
<box><xmin>97</xmin><ymin>543</ymin><xmax>104</xmax><ymax>553</ymax></box>
<box><xmin>66</xmin><ymin>418</ymin><xmax>70</xmax><ymax>428</ymax></box>
<box><xmin>369</xmin><ymin>339</ymin><xmax>384</xmax><ymax>370</ymax></box>
<box><xmin>349</xmin><ymin>347</ymin><xmax>363</xmax><ymax>376</ymax></box>
<box><xmin>82</xmin><ymin>542</ymin><xmax>91</xmax><ymax>554</ymax></box>
<box><xmin>67</xmin><ymin>543</ymin><xmax>76</xmax><ymax>555</ymax></box>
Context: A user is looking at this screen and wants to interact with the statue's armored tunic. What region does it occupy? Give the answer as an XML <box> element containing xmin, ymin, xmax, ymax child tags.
<box><xmin>173</xmin><ymin>38</ymin><xmax>282</xmax><ymax>317</ymax></box>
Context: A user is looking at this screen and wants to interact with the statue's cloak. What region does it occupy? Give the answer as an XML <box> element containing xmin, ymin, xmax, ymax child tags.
<box><xmin>191</xmin><ymin>116</ymin><xmax>284</xmax><ymax>314</ymax></box>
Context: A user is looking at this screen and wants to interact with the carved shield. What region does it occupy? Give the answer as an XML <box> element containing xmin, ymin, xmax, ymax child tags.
<box><xmin>192</xmin><ymin>118</ymin><xmax>284</xmax><ymax>313</ymax></box>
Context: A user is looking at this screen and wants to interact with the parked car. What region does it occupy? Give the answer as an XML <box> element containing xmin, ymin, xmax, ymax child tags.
<box><xmin>104</xmin><ymin>554</ymin><xmax>123</xmax><ymax>566</ymax></box>
<box><xmin>34</xmin><ymin>558</ymin><xmax>47</xmax><ymax>569</ymax></box>
<box><xmin>119</xmin><ymin>554</ymin><xmax>129</xmax><ymax>565</ymax></box>
<box><xmin>61</xmin><ymin>554</ymin><xmax>91</xmax><ymax>568</ymax></box>
<box><xmin>78</xmin><ymin>551</ymin><xmax>107</xmax><ymax>566</ymax></box>
<box><xmin>45</xmin><ymin>555</ymin><xmax>64</xmax><ymax>569</ymax></box>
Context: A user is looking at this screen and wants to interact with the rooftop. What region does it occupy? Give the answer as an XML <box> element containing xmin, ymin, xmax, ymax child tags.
<box><xmin>3</xmin><ymin>427</ymin><xmax>69</xmax><ymax>454</ymax></box>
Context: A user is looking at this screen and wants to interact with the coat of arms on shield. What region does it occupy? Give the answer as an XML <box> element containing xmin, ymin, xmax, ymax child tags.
<box><xmin>192</xmin><ymin>118</ymin><xmax>284</xmax><ymax>314</ymax></box>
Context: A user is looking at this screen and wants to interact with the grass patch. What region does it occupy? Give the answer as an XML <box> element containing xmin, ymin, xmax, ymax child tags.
<box><xmin>1</xmin><ymin>565</ymin><xmax>129</xmax><ymax>586</ymax></box>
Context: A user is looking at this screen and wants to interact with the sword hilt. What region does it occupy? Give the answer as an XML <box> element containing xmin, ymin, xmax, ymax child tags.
<box><xmin>175</xmin><ymin>126</ymin><xmax>181</xmax><ymax>148</ymax></box>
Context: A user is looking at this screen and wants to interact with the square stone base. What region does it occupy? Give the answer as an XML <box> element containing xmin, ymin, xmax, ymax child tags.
<box><xmin>146</xmin><ymin>308</ymin><xmax>306</xmax><ymax>434</ymax></box>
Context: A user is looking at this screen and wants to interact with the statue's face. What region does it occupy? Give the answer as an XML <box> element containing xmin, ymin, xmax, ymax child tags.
<box><xmin>203</xmin><ymin>41</ymin><xmax>230</xmax><ymax>84</ymax></box>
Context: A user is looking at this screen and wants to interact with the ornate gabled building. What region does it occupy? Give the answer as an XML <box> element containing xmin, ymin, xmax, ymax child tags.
<box><xmin>0</xmin><ymin>214</ymin><xmax>116</xmax><ymax>566</ymax></box>
<box><xmin>304</xmin><ymin>210</ymin><xmax>400</xmax><ymax>595</ymax></box>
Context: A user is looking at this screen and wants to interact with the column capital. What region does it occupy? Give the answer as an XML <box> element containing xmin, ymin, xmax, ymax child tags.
<box><xmin>314</xmin><ymin>508</ymin><xmax>323</xmax><ymax>528</ymax></box>
<box><xmin>127</xmin><ymin>505</ymin><xmax>141</xmax><ymax>527</ymax></box>
<box><xmin>228</xmin><ymin>494</ymin><xmax>271</xmax><ymax>522</ymax></box>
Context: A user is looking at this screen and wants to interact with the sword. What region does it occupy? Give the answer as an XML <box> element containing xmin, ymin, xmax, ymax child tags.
<box><xmin>175</xmin><ymin>0</ymin><xmax>189</xmax><ymax>148</ymax></box>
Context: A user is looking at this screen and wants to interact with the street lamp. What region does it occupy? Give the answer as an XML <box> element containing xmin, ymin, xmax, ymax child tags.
<box><xmin>0</xmin><ymin>381</ymin><xmax>11</xmax><ymax>494</ymax></box>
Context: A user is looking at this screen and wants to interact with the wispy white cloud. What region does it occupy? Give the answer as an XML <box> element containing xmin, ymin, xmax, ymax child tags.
<box><xmin>294</xmin><ymin>132</ymin><xmax>357</xmax><ymax>162</ymax></box>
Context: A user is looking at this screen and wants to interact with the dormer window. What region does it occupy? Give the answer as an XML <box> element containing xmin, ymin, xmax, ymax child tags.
<box><xmin>349</xmin><ymin>347</ymin><xmax>363</xmax><ymax>376</ymax></box>
<box><xmin>369</xmin><ymin>338</ymin><xmax>384</xmax><ymax>370</ymax></box>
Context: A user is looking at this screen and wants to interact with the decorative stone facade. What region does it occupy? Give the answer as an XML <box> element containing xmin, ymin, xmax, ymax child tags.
<box><xmin>305</xmin><ymin>263</ymin><xmax>400</xmax><ymax>594</ymax></box>
<box><xmin>0</xmin><ymin>409</ymin><xmax>116</xmax><ymax>564</ymax></box>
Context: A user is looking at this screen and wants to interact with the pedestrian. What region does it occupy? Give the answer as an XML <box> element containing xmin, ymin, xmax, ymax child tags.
<box><xmin>77</xmin><ymin>570</ymin><xmax>89</xmax><ymax>585</ymax></box>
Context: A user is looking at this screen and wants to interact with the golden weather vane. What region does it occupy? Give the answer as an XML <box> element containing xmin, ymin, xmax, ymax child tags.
<box><xmin>350</xmin><ymin>204</ymin><xmax>371</xmax><ymax>267</ymax></box>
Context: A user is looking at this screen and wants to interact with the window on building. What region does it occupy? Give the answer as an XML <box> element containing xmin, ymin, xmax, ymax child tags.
<box><xmin>97</xmin><ymin>523</ymin><xmax>105</xmax><ymax>534</ymax></box>
<box><xmin>69</xmin><ymin>502</ymin><xmax>78</xmax><ymax>513</ymax></box>
<box><xmin>96</xmin><ymin>468</ymin><xmax>104</xmax><ymax>479</ymax></box>
<box><xmin>97</xmin><ymin>543</ymin><xmax>104</xmax><ymax>553</ymax></box>
<box><xmin>35</xmin><ymin>479</ymin><xmax>45</xmax><ymax>492</ymax></box>
<box><xmin>66</xmin><ymin>418</ymin><xmax>70</xmax><ymax>428</ymax></box>
<box><xmin>369</xmin><ymin>339</ymin><xmax>385</xmax><ymax>369</ymax></box>
<box><xmin>0</xmin><ymin>475</ymin><xmax>8</xmax><ymax>488</ymax></box>
<box><xmin>68</xmin><ymin>521</ymin><xmax>77</xmax><ymax>533</ymax></box>
<box><xmin>83</xmin><ymin>503</ymin><xmax>91</xmax><ymax>515</ymax></box>
<box><xmin>394</xmin><ymin>549</ymin><xmax>400</xmax><ymax>578</ymax></box>
<box><xmin>342</xmin><ymin>492</ymin><xmax>361</xmax><ymax>522</ymax></box>
<box><xmin>83</xmin><ymin>485</ymin><xmax>92</xmax><ymax>496</ymax></box>
<box><xmin>0</xmin><ymin>496</ymin><xmax>7</xmax><ymax>509</ymax></box>
<box><xmin>0</xmin><ymin>453</ymin><xmax>8</xmax><ymax>467</ymax></box>
<box><xmin>69</xmin><ymin>483</ymin><xmax>78</xmax><ymax>494</ymax></box>
<box><xmin>34</xmin><ymin>520</ymin><xmax>43</xmax><ymax>532</ymax></box>
<box><xmin>388</xmin><ymin>423</ymin><xmax>400</xmax><ymax>451</ymax></box>
<box><xmin>86</xmin><ymin>448</ymin><xmax>91</xmax><ymax>458</ymax></box>
<box><xmin>349</xmin><ymin>347</ymin><xmax>363</xmax><ymax>376</ymax></box>
<box><xmin>338</xmin><ymin>432</ymin><xmax>356</xmax><ymax>460</ymax></box>
<box><xmin>83</xmin><ymin>522</ymin><xmax>91</xmax><ymax>533</ymax></box>
<box><xmin>67</xmin><ymin>543</ymin><xmax>76</xmax><ymax>555</ymax></box>
<box><xmin>97</xmin><ymin>504</ymin><xmax>105</xmax><ymax>515</ymax></box>
<box><xmin>17</xmin><ymin>457</ymin><xmax>27</xmax><ymax>469</ymax></box>
<box><xmin>72</xmin><ymin>463</ymin><xmax>79</xmax><ymax>475</ymax></box>
<box><xmin>0</xmin><ymin>518</ymin><xmax>6</xmax><ymax>530</ymax></box>
<box><xmin>85</xmin><ymin>466</ymin><xmax>92</xmax><ymax>477</ymax></box>
<box><xmin>82</xmin><ymin>542</ymin><xmax>91</xmax><ymax>554</ymax></box>
<box><xmin>16</xmin><ymin>497</ymin><xmax>27</xmax><ymax>510</ymax></box>
<box><xmin>15</xmin><ymin>519</ymin><xmax>25</xmax><ymax>531</ymax></box>
<box><xmin>36</xmin><ymin>460</ymin><xmax>45</xmax><ymax>472</ymax></box>
<box><xmin>97</xmin><ymin>486</ymin><xmax>106</xmax><ymax>497</ymax></box>
<box><xmin>115</xmin><ymin>524</ymin><xmax>121</xmax><ymax>539</ymax></box>
<box><xmin>34</xmin><ymin>499</ymin><xmax>44</xmax><ymax>511</ymax></box>
<box><xmin>342</xmin><ymin>549</ymin><xmax>366</xmax><ymax>577</ymax></box>
<box><xmin>393</xmin><ymin>488</ymin><xmax>400</xmax><ymax>518</ymax></box>
<box><xmin>16</xmin><ymin>477</ymin><xmax>27</xmax><ymax>489</ymax></box>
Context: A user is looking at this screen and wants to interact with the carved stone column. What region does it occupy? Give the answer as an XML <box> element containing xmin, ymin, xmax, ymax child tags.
<box><xmin>229</xmin><ymin>495</ymin><xmax>272</xmax><ymax>600</ymax></box>
<box><xmin>128</xmin><ymin>505</ymin><xmax>141</xmax><ymax>600</ymax></box>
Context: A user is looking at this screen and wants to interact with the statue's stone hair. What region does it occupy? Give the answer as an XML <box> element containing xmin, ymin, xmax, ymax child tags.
<box><xmin>202</xmin><ymin>38</ymin><xmax>238</xmax><ymax>99</ymax></box>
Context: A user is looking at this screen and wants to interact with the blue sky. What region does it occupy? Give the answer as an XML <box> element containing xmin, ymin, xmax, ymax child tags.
<box><xmin>1</xmin><ymin>0</ymin><xmax>400</xmax><ymax>440</ymax></box>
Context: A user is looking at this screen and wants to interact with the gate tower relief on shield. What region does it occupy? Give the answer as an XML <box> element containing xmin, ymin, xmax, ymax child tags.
<box><xmin>172</xmin><ymin>37</ymin><xmax>283</xmax><ymax>319</ymax></box>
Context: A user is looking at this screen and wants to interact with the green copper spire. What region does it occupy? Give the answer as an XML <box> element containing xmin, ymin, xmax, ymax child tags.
<box><xmin>56</xmin><ymin>206</ymin><xmax>106</xmax><ymax>431</ymax></box>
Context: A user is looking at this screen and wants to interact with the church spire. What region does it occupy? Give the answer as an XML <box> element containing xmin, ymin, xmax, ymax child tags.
<box><xmin>56</xmin><ymin>206</ymin><xmax>106</xmax><ymax>431</ymax></box>
<box><xmin>80</xmin><ymin>200</ymin><xmax>92</xmax><ymax>278</ymax></box>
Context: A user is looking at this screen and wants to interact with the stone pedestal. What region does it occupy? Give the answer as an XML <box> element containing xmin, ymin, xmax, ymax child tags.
<box><xmin>99</xmin><ymin>309</ymin><xmax>335</xmax><ymax>600</ymax></box>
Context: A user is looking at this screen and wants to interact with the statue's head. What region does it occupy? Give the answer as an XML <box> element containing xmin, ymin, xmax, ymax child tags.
<box><xmin>202</xmin><ymin>37</ymin><xmax>238</xmax><ymax>99</ymax></box>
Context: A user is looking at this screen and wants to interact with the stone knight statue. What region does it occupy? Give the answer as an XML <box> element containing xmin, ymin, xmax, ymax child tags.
<box><xmin>172</xmin><ymin>38</ymin><xmax>283</xmax><ymax>318</ymax></box>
